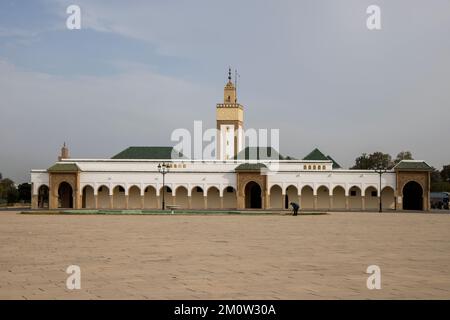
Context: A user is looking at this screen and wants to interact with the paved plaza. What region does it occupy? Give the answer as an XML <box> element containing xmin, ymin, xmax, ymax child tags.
<box><xmin>0</xmin><ymin>210</ymin><xmax>449</xmax><ymax>299</ymax></box>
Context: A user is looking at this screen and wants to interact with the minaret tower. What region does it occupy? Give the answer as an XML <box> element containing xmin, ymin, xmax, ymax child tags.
<box><xmin>216</xmin><ymin>68</ymin><xmax>244</xmax><ymax>160</ymax></box>
<box><xmin>58</xmin><ymin>142</ymin><xmax>70</xmax><ymax>161</ymax></box>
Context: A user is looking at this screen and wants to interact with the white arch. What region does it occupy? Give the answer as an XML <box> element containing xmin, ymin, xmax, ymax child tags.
<box><xmin>363</xmin><ymin>185</ymin><xmax>379</xmax><ymax>196</ymax></box>
<box><xmin>128</xmin><ymin>185</ymin><xmax>141</xmax><ymax>209</ymax></box>
<box><xmin>284</xmin><ymin>184</ymin><xmax>298</xmax><ymax>195</ymax></box>
<box><xmin>111</xmin><ymin>184</ymin><xmax>126</xmax><ymax>195</ymax></box>
<box><xmin>35</xmin><ymin>183</ymin><xmax>49</xmax><ymax>195</ymax></box>
<box><xmin>299</xmin><ymin>184</ymin><xmax>314</xmax><ymax>195</ymax></box>
<box><xmin>268</xmin><ymin>183</ymin><xmax>282</xmax><ymax>195</ymax></box>
<box><xmin>269</xmin><ymin>185</ymin><xmax>283</xmax><ymax>209</ymax></box>
<box><xmin>80</xmin><ymin>183</ymin><xmax>95</xmax><ymax>193</ymax></box>
<box><xmin>315</xmin><ymin>184</ymin><xmax>331</xmax><ymax>196</ymax></box>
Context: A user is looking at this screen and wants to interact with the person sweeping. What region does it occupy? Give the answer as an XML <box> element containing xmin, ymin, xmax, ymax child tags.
<box><xmin>290</xmin><ymin>202</ymin><xmax>300</xmax><ymax>216</ymax></box>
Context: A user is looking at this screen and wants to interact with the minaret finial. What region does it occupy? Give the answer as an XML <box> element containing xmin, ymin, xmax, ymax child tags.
<box><xmin>228</xmin><ymin>67</ymin><xmax>232</xmax><ymax>82</ymax></box>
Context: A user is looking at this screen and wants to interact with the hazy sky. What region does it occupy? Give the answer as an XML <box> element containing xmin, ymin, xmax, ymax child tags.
<box><xmin>1</xmin><ymin>0</ymin><xmax>449</xmax><ymax>183</ymax></box>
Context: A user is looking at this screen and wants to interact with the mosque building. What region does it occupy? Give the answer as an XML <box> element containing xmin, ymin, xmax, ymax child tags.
<box><xmin>31</xmin><ymin>70</ymin><xmax>432</xmax><ymax>211</ymax></box>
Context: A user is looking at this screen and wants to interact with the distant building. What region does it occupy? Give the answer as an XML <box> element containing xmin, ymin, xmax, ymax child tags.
<box><xmin>31</xmin><ymin>71</ymin><xmax>432</xmax><ymax>211</ymax></box>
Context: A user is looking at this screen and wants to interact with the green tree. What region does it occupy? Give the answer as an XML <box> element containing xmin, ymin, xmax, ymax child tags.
<box><xmin>394</xmin><ymin>151</ymin><xmax>413</xmax><ymax>165</ymax></box>
<box><xmin>18</xmin><ymin>183</ymin><xmax>31</xmax><ymax>203</ymax></box>
<box><xmin>430</xmin><ymin>167</ymin><xmax>450</xmax><ymax>192</ymax></box>
<box><xmin>0</xmin><ymin>178</ymin><xmax>18</xmax><ymax>205</ymax></box>
<box><xmin>441</xmin><ymin>165</ymin><xmax>450</xmax><ymax>182</ymax></box>
<box><xmin>351</xmin><ymin>152</ymin><xmax>393</xmax><ymax>170</ymax></box>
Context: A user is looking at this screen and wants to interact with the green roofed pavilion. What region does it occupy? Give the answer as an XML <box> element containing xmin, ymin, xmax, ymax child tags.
<box><xmin>303</xmin><ymin>148</ymin><xmax>329</xmax><ymax>161</ymax></box>
<box><xmin>394</xmin><ymin>160</ymin><xmax>433</xmax><ymax>171</ymax></box>
<box><xmin>235</xmin><ymin>163</ymin><xmax>267</xmax><ymax>171</ymax></box>
<box><xmin>47</xmin><ymin>163</ymin><xmax>80</xmax><ymax>172</ymax></box>
<box><xmin>234</xmin><ymin>147</ymin><xmax>284</xmax><ymax>160</ymax></box>
<box><xmin>111</xmin><ymin>146</ymin><xmax>186</xmax><ymax>160</ymax></box>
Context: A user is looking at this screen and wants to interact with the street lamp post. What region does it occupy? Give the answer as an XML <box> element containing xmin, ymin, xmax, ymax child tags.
<box><xmin>158</xmin><ymin>163</ymin><xmax>169</xmax><ymax>210</ymax></box>
<box><xmin>375</xmin><ymin>167</ymin><xmax>387</xmax><ymax>212</ymax></box>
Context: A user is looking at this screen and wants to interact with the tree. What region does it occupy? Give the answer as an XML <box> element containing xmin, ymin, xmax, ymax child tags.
<box><xmin>351</xmin><ymin>153</ymin><xmax>370</xmax><ymax>169</ymax></box>
<box><xmin>394</xmin><ymin>151</ymin><xmax>413</xmax><ymax>165</ymax></box>
<box><xmin>0</xmin><ymin>178</ymin><xmax>18</xmax><ymax>204</ymax></box>
<box><xmin>431</xmin><ymin>167</ymin><xmax>442</xmax><ymax>184</ymax></box>
<box><xmin>441</xmin><ymin>165</ymin><xmax>450</xmax><ymax>182</ymax></box>
<box><xmin>18</xmin><ymin>183</ymin><xmax>31</xmax><ymax>203</ymax></box>
<box><xmin>430</xmin><ymin>166</ymin><xmax>450</xmax><ymax>192</ymax></box>
<box><xmin>351</xmin><ymin>152</ymin><xmax>393</xmax><ymax>170</ymax></box>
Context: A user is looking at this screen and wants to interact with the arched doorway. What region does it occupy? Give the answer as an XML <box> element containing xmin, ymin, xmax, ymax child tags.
<box><xmin>97</xmin><ymin>185</ymin><xmax>110</xmax><ymax>209</ymax></box>
<box><xmin>128</xmin><ymin>186</ymin><xmax>141</xmax><ymax>209</ymax></box>
<box><xmin>403</xmin><ymin>181</ymin><xmax>423</xmax><ymax>210</ymax></box>
<box><xmin>269</xmin><ymin>185</ymin><xmax>283</xmax><ymax>209</ymax></box>
<box><xmin>191</xmin><ymin>186</ymin><xmax>204</xmax><ymax>209</ymax></box>
<box><xmin>175</xmin><ymin>186</ymin><xmax>189</xmax><ymax>209</ymax></box>
<box><xmin>317</xmin><ymin>186</ymin><xmax>330</xmax><ymax>210</ymax></box>
<box><xmin>58</xmin><ymin>182</ymin><xmax>73</xmax><ymax>208</ymax></box>
<box><xmin>381</xmin><ymin>186</ymin><xmax>395</xmax><ymax>210</ymax></box>
<box><xmin>38</xmin><ymin>185</ymin><xmax>49</xmax><ymax>208</ymax></box>
<box><xmin>300</xmin><ymin>186</ymin><xmax>314</xmax><ymax>209</ymax></box>
<box><xmin>332</xmin><ymin>186</ymin><xmax>346</xmax><ymax>210</ymax></box>
<box><xmin>223</xmin><ymin>186</ymin><xmax>237</xmax><ymax>208</ymax></box>
<box><xmin>348</xmin><ymin>186</ymin><xmax>362</xmax><ymax>210</ymax></box>
<box><xmin>207</xmin><ymin>187</ymin><xmax>221</xmax><ymax>209</ymax></box>
<box><xmin>364</xmin><ymin>186</ymin><xmax>378</xmax><ymax>210</ymax></box>
<box><xmin>82</xmin><ymin>185</ymin><xmax>95</xmax><ymax>208</ymax></box>
<box><xmin>113</xmin><ymin>186</ymin><xmax>126</xmax><ymax>209</ymax></box>
<box><xmin>144</xmin><ymin>186</ymin><xmax>157</xmax><ymax>209</ymax></box>
<box><xmin>286</xmin><ymin>185</ymin><xmax>299</xmax><ymax>209</ymax></box>
<box><xmin>245</xmin><ymin>181</ymin><xmax>262</xmax><ymax>209</ymax></box>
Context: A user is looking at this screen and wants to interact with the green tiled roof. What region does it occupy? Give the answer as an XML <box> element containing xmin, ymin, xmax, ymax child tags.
<box><xmin>235</xmin><ymin>163</ymin><xmax>267</xmax><ymax>171</ymax></box>
<box><xmin>47</xmin><ymin>163</ymin><xmax>80</xmax><ymax>172</ymax></box>
<box><xmin>327</xmin><ymin>155</ymin><xmax>342</xmax><ymax>169</ymax></box>
<box><xmin>303</xmin><ymin>148</ymin><xmax>329</xmax><ymax>161</ymax></box>
<box><xmin>234</xmin><ymin>147</ymin><xmax>284</xmax><ymax>160</ymax></box>
<box><xmin>111</xmin><ymin>146</ymin><xmax>186</xmax><ymax>159</ymax></box>
<box><xmin>394</xmin><ymin>160</ymin><xmax>432</xmax><ymax>171</ymax></box>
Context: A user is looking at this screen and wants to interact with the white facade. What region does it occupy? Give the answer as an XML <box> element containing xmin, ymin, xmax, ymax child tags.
<box><xmin>31</xmin><ymin>158</ymin><xmax>398</xmax><ymax>211</ymax></box>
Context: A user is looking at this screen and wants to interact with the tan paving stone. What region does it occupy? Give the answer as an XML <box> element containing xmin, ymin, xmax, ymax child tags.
<box><xmin>0</xmin><ymin>211</ymin><xmax>449</xmax><ymax>299</ymax></box>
